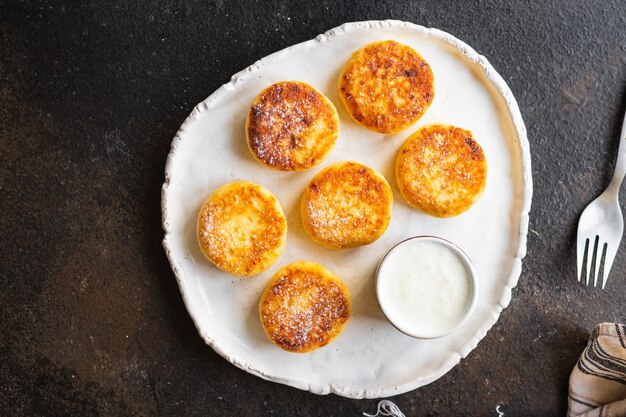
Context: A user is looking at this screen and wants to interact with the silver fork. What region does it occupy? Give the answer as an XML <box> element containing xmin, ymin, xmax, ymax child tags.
<box><xmin>576</xmin><ymin>108</ymin><xmax>626</xmax><ymax>288</ymax></box>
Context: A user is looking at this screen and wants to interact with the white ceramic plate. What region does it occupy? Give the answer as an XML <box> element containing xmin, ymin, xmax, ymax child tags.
<box><xmin>162</xmin><ymin>20</ymin><xmax>532</xmax><ymax>398</ymax></box>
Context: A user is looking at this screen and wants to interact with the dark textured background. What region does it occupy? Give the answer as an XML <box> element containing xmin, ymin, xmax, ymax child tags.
<box><xmin>2</xmin><ymin>1</ymin><xmax>626</xmax><ymax>415</ymax></box>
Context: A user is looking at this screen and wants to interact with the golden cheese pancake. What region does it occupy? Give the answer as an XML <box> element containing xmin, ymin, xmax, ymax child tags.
<box><xmin>246</xmin><ymin>81</ymin><xmax>339</xmax><ymax>171</ymax></box>
<box><xmin>196</xmin><ymin>181</ymin><xmax>287</xmax><ymax>277</ymax></box>
<box><xmin>339</xmin><ymin>40</ymin><xmax>435</xmax><ymax>134</ymax></box>
<box><xmin>396</xmin><ymin>124</ymin><xmax>487</xmax><ymax>217</ymax></box>
<box><xmin>301</xmin><ymin>161</ymin><xmax>393</xmax><ymax>249</ymax></box>
<box><xmin>259</xmin><ymin>261</ymin><xmax>351</xmax><ymax>353</ymax></box>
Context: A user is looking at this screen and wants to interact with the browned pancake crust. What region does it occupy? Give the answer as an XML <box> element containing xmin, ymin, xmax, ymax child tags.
<box><xmin>246</xmin><ymin>81</ymin><xmax>339</xmax><ymax>171</ymax></box>
<box><xmin>396</xmin><ymin>124</ymin><xmax>487</xmax><ymax>217</ymax></box>
<box><xmin>197</xmin><ymin>181</ymin><xmax>287</xmax><ymax>276</ymax></box>
<box><xmin>259</xmin><ymin>261</ymin><xmax>351</xmax><ymax>353</ymax></box>
<box><xmin>339</xmin><ymin>40</ymin><xmax>434</xmax><ymax>134</ymax></box>
<box><xmin>301</xmin><ymin>161</ymin><xmax>393</xmax><ymax>249</ymax></box>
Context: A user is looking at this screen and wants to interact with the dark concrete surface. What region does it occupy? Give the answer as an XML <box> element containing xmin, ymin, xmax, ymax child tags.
<box><xmin>1</xmin><ymin>1</ymin><xmax>626</xmax><ymax>415</ymax></box>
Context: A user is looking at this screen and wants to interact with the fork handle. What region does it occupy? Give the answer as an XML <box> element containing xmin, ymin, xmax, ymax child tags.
<box><xmin>609</xmin><ymin>108</ymin><xmax>626</xmax><ymax>193</ymax></box>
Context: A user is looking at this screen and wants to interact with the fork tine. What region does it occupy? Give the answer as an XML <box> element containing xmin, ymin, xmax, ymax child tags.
<box><xmin>601</xmin><ymin>242</ymin><xmax>613</xmax><ymax>289</ymax></box>
<box><xmin>596</xmin><ymin>248</ymin><xmax>603</xmax><ymax>288</ymax></box>
<box><xmin>578</xmin><ymin>238</ymin><xmax>589</xmax><ymax>283</ymax></box>
<box><xmin>592</xmin><ymin>239</ymin><xmax>609</xmax><ymax>288</ymax></box>
<box><xmin>587</xmin><ymin>236</ymin><xmax>600</xmax><ymax>286</ymax></box>
<box><xmin>583</xmin><ymin>236</ymin><xmax>591</xmax><ymax>285</ymax></box>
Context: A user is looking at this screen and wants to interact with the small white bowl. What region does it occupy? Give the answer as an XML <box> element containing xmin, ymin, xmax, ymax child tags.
<box><xmin>375</xmin><ymin>236</ymin><xmax>478</xmax><ymax>339</ymax></box>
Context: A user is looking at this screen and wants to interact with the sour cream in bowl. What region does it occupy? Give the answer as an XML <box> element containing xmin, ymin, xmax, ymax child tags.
<box><xmin>376</xmin><ymin>236</ymin><xmax>478</xmax><ymax>339</ymax></box>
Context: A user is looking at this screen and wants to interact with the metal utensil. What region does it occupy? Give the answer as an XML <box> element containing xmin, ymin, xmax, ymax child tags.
<box><xmin>576</xmin><ymin>108</ymin><xmax>626</xmax><ymax>288</ymax></box>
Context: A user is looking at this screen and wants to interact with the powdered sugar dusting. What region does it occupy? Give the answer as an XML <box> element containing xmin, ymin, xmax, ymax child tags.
<box><xmin>260</xmin><ymin>261</ymin><xmax>351</xmax><ymax>353</ymax></box>
<box><xmin>247</xmin><ymin>81</ymin><xmax>338</xmax><ymax>171</ymax></box>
